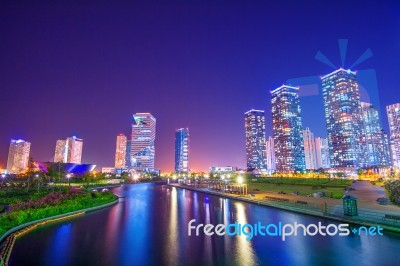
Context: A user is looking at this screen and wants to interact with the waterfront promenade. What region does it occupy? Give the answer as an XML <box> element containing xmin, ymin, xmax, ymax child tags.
<box><xmin>168</xmin><ymin>181</ymin><xmax>400</xmax><ymax>233</ymax></box>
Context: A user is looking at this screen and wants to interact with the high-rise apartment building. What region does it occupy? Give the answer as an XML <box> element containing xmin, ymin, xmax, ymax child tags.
<box><xmin>130</xmin><ymin>113</ymin><xmax>156</xmax><ymax>172</ymax></box>
<box><xmin>6</xmin><ymin>139</ymin><xmax>31</xmax><ymax>174</ymax></box>
<box><xmin>271</xmin><ymin>85</ymin><xmax>305</xmax><ymax>172</ymax></box>
<box><xmin>54</xmin><ymin>136</ymin><xmax>83</xmax><ymax>164</ymax></box>
<box><xmin>266</xmin><ymin>136</ymin><xmax>276</xmax><ymax>171</ymax></box>
<box><xmin>245</xmin><ymin>109</ymin><xmax>267</xmax><ymax>172</ymax></box>
<box><xmin>361</xmin><ymin>102</ymin><xmax>390</xmax><ymax>167</ymax></box>
<box><xmin>321</xmin><ymin>68</ymin><xmax>366</xmax><ymax>170</ymax></box>
<box><xmin>175</xmin><ymin>128</ymin><xmax>189</xmax><ymax>173</ymax></box>
<box><xmin>115</xmin><ymin>134</ymin><xmax>127</xmax><ymax>168</ymax></box>
<box><xmin>387</xmin><ymin>103</ymin><xmax>400</xmax><ymax>168</ymax></box>
<box><xmin>303</xmin><ymin>128</ymin><xmax>317</xmax><ymax>170</ymax></box>
<box><xmin>315</xmin><ymin>137</ymin><xmax>330</xmax><ymax>169</ymax></box>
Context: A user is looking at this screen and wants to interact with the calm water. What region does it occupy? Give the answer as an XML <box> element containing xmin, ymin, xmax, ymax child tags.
<box><xmin>9</xmin><ymin>183</ymin><xmax>400</xmax><ymax>266</ymax></box>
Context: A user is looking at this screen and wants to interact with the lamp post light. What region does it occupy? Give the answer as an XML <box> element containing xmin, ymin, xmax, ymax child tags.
<box><xmin>237</xmin><ymin>176</ymin><xmax>243</xmax><ymax>194</ymax></box>
<box><xmin>1</xmin><ymin>174</ymin><xmax>5</xmax><ymax>185</ymax></box>
<box><xmin>66</xmin><ymin>174</ymin><xmax>71</xmax><ymax>187</ymax></box>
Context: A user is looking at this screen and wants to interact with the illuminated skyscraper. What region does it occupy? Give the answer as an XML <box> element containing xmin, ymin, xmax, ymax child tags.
<box><xmin>315</xmin><ymin>137</ymin><xmax>330</xmax><ymax>169</ymax></box>
<box><xmin>245</xmin><ymin>109</ymin><xmax>267</xmax><ymax>172</ymax></box>
<box><xmin>361</xmin><ymin>102</ymin><xmax>390</xmax><ymax>167</ymax></box>
<box><xmin>303</xmin><ymin>128</ymin><xmax>317</xmax><ymax>170</ymax></box>
<box><xmin>54</xmin><ymin>136</ymin><xmax>83</xmax><ymax>164</ymax></box>
<box><xmin>321</xmin><ymin>68</ymin><xmax>366</xmax><ymax>170</ymax></box>
<box><xmin>175</xmin><ymin>128</ymin><xmax>189</xmax><ymax>173</ymax></box>
<box><xmin>115</xmin><ymin>134</ymin><xmax>127</xmax><ymax>168</ymax></box>
<box><xmin>266</xmin><ymin>136</ymin><xmax>276</xmax><ymax>171</ymax></box>
<box><xmin>131</xmin><ymin>113</ymin><xmax>156</xmax><ymax>172</ymax></box>
<box><xmin>6</xmin><ymin>139</ymin><xmax>31</xmax><ymax>174</ymax></box>
<box><xmin>271</xmin><ymin>85</ymin><xmax>305</xmax><ymax>172</ymax></box>
<box><xmin>387</xmin><ymin>103</ymin><xmax>400</xmax><ymax>168</ymax></box>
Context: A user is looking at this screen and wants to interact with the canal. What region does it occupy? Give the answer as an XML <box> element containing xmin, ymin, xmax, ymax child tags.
<box><xmin>9</xmin><ymin>183</ymin><xmax>400</xmax><ymax>265</ymax></box>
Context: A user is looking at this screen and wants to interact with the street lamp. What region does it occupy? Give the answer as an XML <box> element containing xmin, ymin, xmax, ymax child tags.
<box><xmin>66</xmin><ymin>174</ymin><xmax>71</xmax><ymax>187</ymax></box>
<box><xmin>1</xmin><ymin>174</ymin><xmax>5</xmax><ymax>185</ymax></box>
<box><xmin>237</xmin><ymin>176</ymin><xmax>243</xmax><ymax>194</ymax></box>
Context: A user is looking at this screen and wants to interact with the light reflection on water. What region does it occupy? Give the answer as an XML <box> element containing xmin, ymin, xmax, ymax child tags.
<box><xmin>9</xmin><ymin>183</ymin><xmax>400</xmax><ymax>266</ymax></box>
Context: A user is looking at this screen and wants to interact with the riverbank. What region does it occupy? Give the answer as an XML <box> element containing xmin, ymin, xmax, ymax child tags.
<box><xmin>168</xmin><ymin>183</ymin><xmax>400</xmax><ymax>234</ymax></box>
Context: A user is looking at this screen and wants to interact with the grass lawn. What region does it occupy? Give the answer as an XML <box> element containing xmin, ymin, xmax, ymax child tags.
<box><xmin>248</xmin><ymin>178</ymin><xmax>352</xmax><ymax>198</ymax></box>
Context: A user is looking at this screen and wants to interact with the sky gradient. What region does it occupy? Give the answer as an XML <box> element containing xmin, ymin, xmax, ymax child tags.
<box><xmin>1</xmin><ymin>0</ymin><xmax>400</xmax><ymax>171</ymax></box>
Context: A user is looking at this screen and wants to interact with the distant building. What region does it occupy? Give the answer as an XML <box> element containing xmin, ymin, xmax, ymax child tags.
<box><xmin>315</xmin><ymin>137</ymin><xmax>330</xmax><ymax>169</ymax></box>
<box><xmin>175</xmin><ymin>128</ymin><xmax>189</xmax><ymax>173</ymax></box>
<box><xmin>321</xmin><ymin>68</ymin><xmax>366</xmax><ymax>170</ymax></box>
<box><xmin>271</xmin><ymin>85</ymin><xmax>305</xmax><ymax>172</ymax></box>
<box><xmin>124</xmin><ymin>139</ymin><xmax>131</xmax><ymax>168</ymax></box>
<box><xmin>54</xmin><ymin>136</ymin><xmax>83</xmax><ymax>164</ymax></box>
<box><xmin>130</xmin><ymin>113</ymin><xmax>156</xmax><ymax>172</ymax></box>
<box><xmin>303</xmin><ymin>128</ymin><xmax>317</xmax><ymax>170</ymax></box>
<box><xmin>244</xmin><ymin>109</ymin><xmax>267</xmax><ymax>172</ymax></box>
<box><xmin>266</xmin><ymin>136</ymin><xmax>276</xmax><ymax>171</ymax></box>
<box><xmin>115</xmin><ymin>134</ymin><xmax>127</xmax><ymax>168</ymax></box>
<box><xmin>102</xmin><ymin>167</ymin><xmax>115</xmax><ymax>174</ymax></box>
<box><xmin>387</xmin><ymin>103</ymin><xmax>400</xmax><ymax>168</ymax></box>
<box><xmin>361</xmin><ymin>102</ymin><xmax>390</xmax><ymax>167</ymax></box>
<box><xmin>209</xmin><ymin>166</ymin><xmax>235</xmax><ymax>173</ymax></box>
<box><xmin>6</xmin><ymin>139</ymin><xmax>31</xmax><ymax>174</ymax></box>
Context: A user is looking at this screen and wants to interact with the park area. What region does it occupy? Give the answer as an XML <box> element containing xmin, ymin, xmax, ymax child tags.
<box><xmin>0</xmin><ymin>186</ymin><xmax>117</xmax><ymax>236</ymax></box>
<box><xmin>247</xmin><ymin>177</ymin><xmax>353</xmax><ymax>199</ymax></box>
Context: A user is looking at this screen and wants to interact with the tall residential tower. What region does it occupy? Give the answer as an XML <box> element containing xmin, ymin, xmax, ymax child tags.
<box><xmin>387</xmin><ymin>103</ymin><xmax>400</xmax><ymax>168</ymax></box>
<box><xmin>6</xmin><ymin>139</ymin><xmax>31</xmax><ymax>174</ymax></box>
<box><xmin>321</xmin><ymin>68</ymin><xmax>365</xmax><ymax>170</ymax></box>
<box><xmin>245</xmin><ymin>109</ymin><xmax>267</xmax><ymax>172</ymax></box>
<box><xmin>115</xmin><ymin>134</ymin><xmax>127</xmax><ymax>168</ymax></box>
<box><xmin>361</xmin><ymin>102</ymin><xmax>390</xmax><ymax>167</ymax></box>
<box><xmin>271</xmin><ymin>85</ymin><xmax>305</xmax><ymax>172</ymax></box>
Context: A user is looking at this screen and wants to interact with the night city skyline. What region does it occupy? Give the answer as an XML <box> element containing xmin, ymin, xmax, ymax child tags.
<box><xmin>1</xmin><ymin>1</ymin><xmax>400</xmax><ymax>171</ymax></box>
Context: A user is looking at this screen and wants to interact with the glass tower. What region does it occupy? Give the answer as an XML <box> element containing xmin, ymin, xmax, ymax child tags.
<box><xmin>271</xmin><ymin>85</ymin><xmax>305</xmax><ymax>172</ymax></box>
<box><xmin>175</xmin><ymin>128</ymin><xmax>189</xmax><ymax>173</ymax></box>
<box><xmin>321</xmin><ymin>68</ymin><xmax>366</xmax><ymax>170</ymax></box>
<box><xmin>245</xmin><ymin>109</ymin><xmax>267</xmax><ymax>172</ymax></box>
<box><xmin>361</xmin><ymin>102</ymin><xmax>390</xmax><ymax>167</ymax></box>
<box><xmin>131</xmin><ymin>113</ymin><xmax>156</xmax><ymax>172</ymax></box>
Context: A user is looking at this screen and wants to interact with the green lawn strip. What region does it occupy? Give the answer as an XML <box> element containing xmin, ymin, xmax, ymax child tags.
<box><xmin>248</xmin><ymin>182</ymin><xmax>346</xmax><ymax>199</ymax></box>
<box><xmin>0</xmin><ymin>192</ymin><xmax>117</xmax><ymax>236</ymax></box>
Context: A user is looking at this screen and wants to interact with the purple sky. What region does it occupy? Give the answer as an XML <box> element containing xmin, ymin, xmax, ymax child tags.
<box><xmin>1</xmin><ymin>1</ymin><xmax>400</xmax><ymax>171</ymax></box>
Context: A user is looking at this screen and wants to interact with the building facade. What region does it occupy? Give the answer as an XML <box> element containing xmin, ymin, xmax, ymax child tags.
<box><xmin>245</xmin><ymin>109</ymin><xmax>267</xmax><ymax>172</ymax></box>
<box><xmin>54</xmin><ymin>136</ymin><xmax>83</xmax><ymax>164</ymax></box>
<box><xmin>303</xmin><ymin>128</ymin><xmax>318</xmax><ymax>170</ymax></box>
<box><xmin>130</xmin><ymin>113</ymin><xmax>156</xmax><ymax>172</ymax></box>
<box><xmin>266</xmin><ymin>136</ymin><xmax>276</xmax><ymax>171</ymax></box>
<box><xmin>321</xmin><ymin>68</ymin><xmax>366</xmax><ymax>170</ymax></box>
<box><xmin>115</xmin><ymin>134</ymin><xmax>127</xmax><ymax>168</ymax></box>
<box><xmin>315</xmin><ymin>137</ymin><xmax>330</xmax><ymax>169</ymax></box>
<box><xmin>6</xmin><ymin>139</ymin><xmax>31</xmax><ymax>174</ymax></box>
<box><xmin>387</xmin><ymin>103</ymin><xmax>400</xmax><ymax>168</ymax></box>
<box><xmin>271</xmin><ymin>85</ymin><xmax>305</xmax><ymax>172</ymax></box>
<box><xmin>175</xmin><ymin>128</ymin><xmax>189</xmax><ymax>173</ymax></box>
<box><xmin>361</xmin><ymin>102</ymin><xmax>390</xmax><ymax>167</ymax></box>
